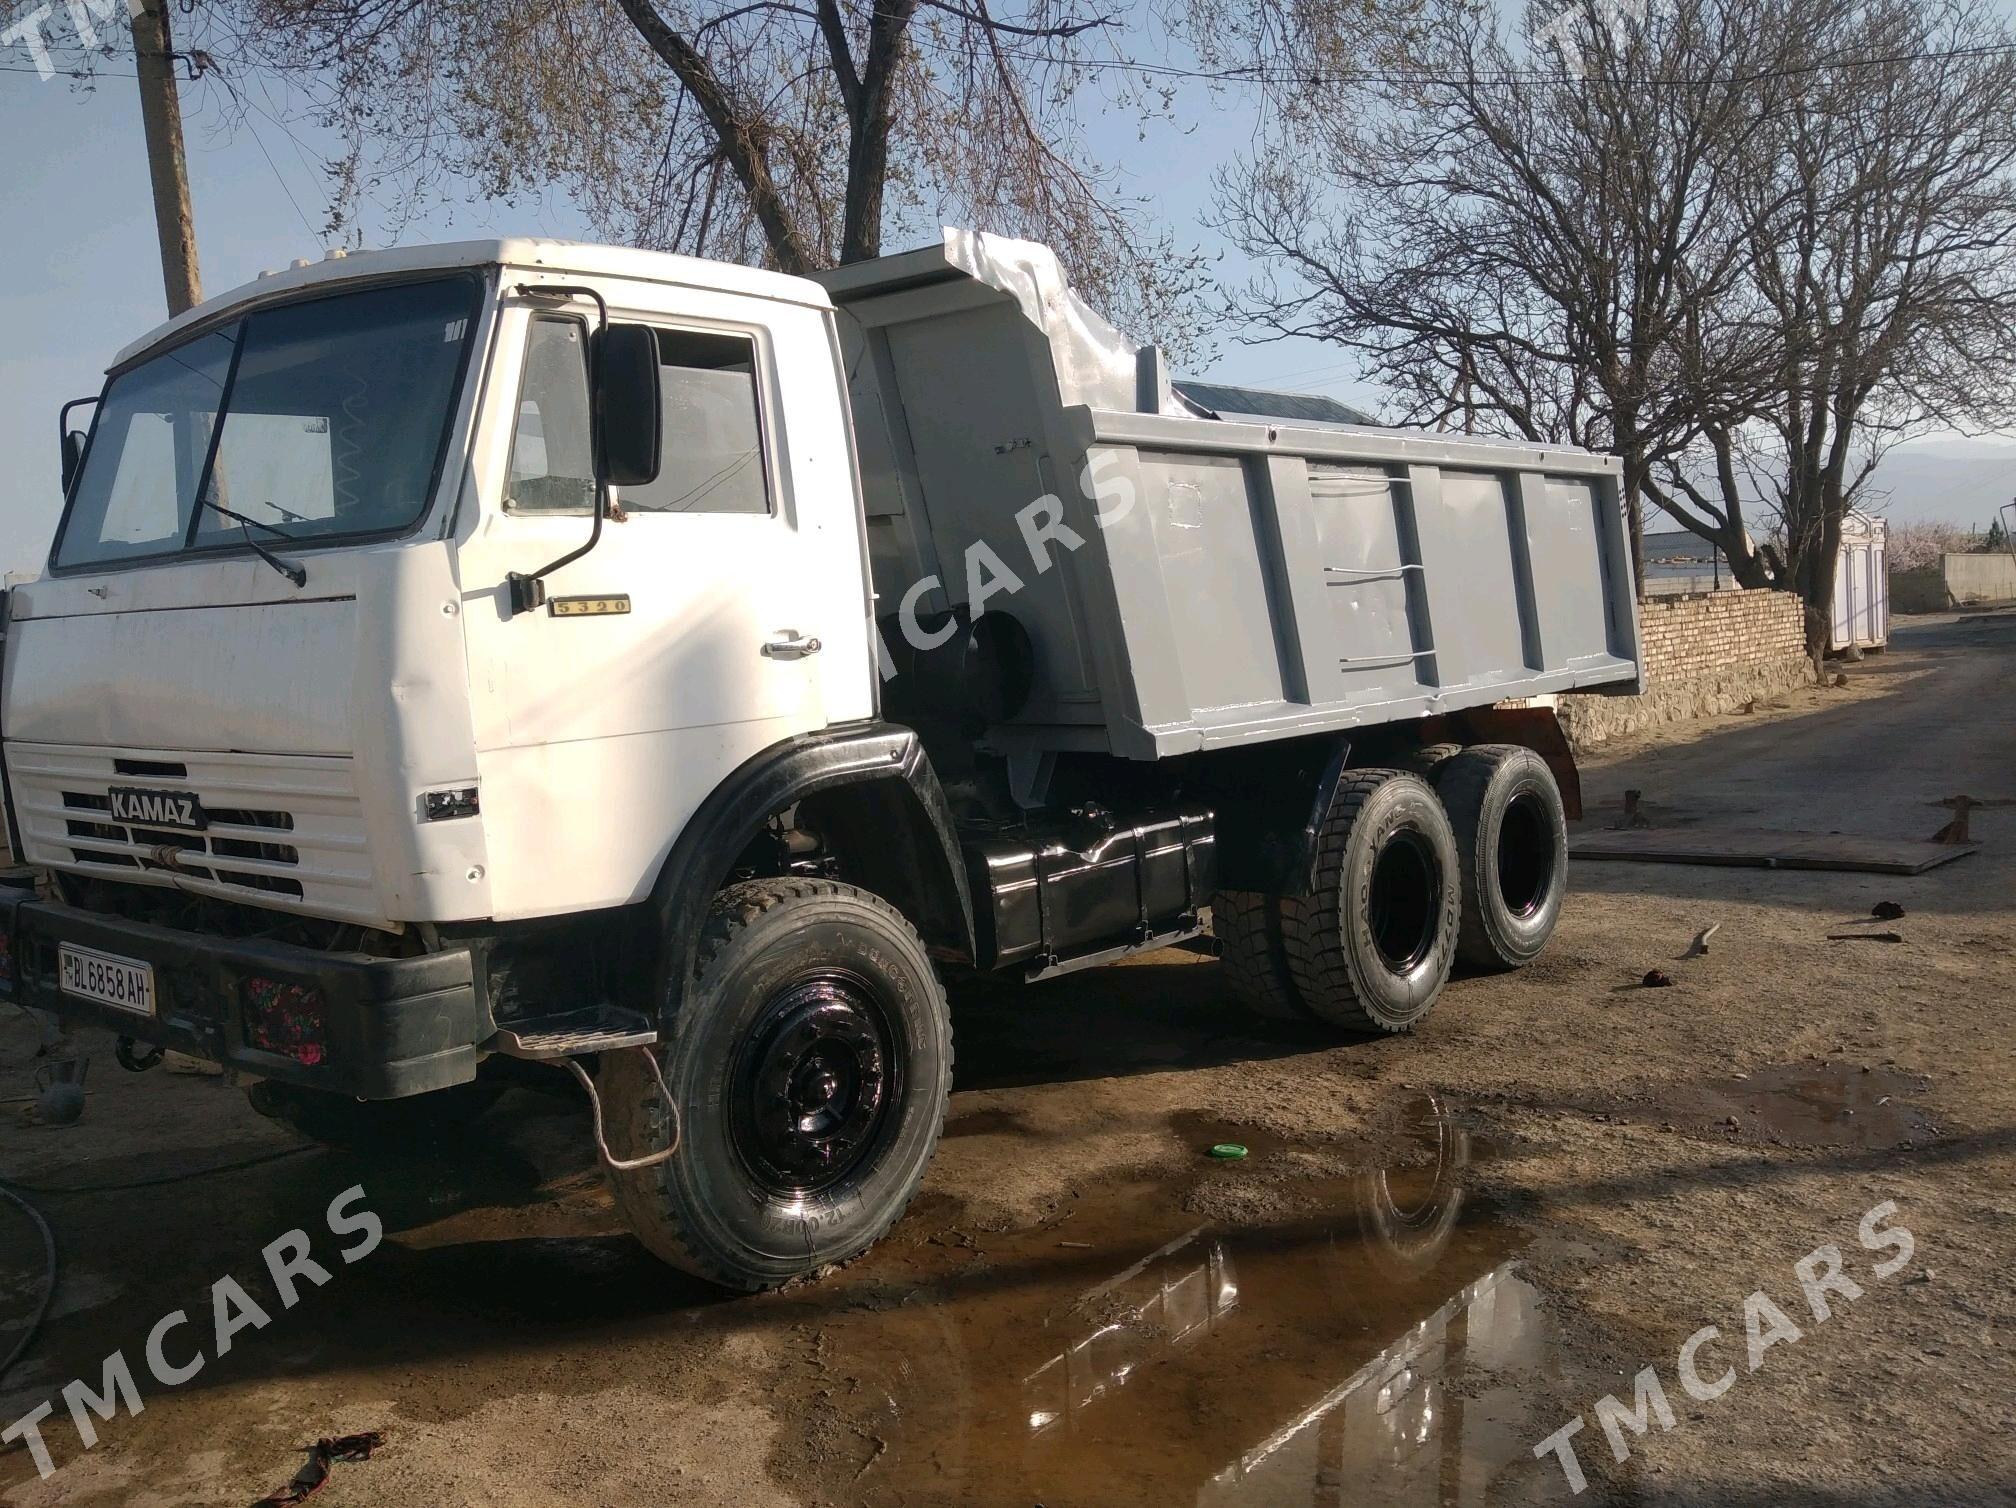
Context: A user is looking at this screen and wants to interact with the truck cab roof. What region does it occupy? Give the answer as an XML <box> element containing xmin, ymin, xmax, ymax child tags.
<box><xmin>112</xmin><ymin>238</ymin><xmax>835</xmax><ymax>371</ymax></box>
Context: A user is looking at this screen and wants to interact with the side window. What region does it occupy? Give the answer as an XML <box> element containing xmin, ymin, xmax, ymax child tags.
<box><xmin>506</xmin><ymin>317</ymin><xmax>596</xmax><ymax>514</ymax></box>
<box><xmin>622</xmin><ymin>329</ymin><xmax>771</xmax><ymax>515</ymax></box>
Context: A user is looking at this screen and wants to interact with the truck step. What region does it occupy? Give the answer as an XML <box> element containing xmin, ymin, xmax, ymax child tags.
<box><xmin>488</xmin><ymin>1004</ymin><xmax>658</xmax><ymax>1060</ymax></box>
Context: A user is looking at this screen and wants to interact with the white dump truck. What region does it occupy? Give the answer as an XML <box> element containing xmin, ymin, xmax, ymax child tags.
<box><xmin>0</xmin><ymin>232</ymin><xmax>1640</xmax><ymax>1288</ymax></box>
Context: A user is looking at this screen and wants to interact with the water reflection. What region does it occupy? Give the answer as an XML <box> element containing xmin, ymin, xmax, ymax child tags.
<box><xmin>832</xmin><ymin>1096</ymin><xmax>1555</xmax><ymax>1507</ymax></box>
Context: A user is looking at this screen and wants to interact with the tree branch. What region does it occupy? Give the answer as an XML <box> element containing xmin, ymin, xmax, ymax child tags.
<box><xmin>610</xmin><ymin>0</ymin><xmax>821</xmax><ymax>273</ymax></box>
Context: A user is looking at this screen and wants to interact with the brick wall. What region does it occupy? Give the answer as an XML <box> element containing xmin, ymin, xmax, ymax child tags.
<box><xmin>1551</xmin><ymin>587</ymin><xmax>1813</xmax><ymax>750</ymax></box>
<box><xmin>1636</xmin><ymin>587</ymin><xmax>1806</xmax><ymax>684</ymax></box>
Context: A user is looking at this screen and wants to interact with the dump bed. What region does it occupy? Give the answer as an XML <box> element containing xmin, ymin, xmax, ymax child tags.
<box><xmin>820</xmin><ymin>232</ymin><xmax>1642</xmax><ymax>761</ymax></box>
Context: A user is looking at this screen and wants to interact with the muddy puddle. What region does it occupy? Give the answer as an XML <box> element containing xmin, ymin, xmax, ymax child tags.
<box><xmin>1586</xmin><ymin>1060</ymin><xmax>1938</xmax><ymax>1149</ymax></box>
<box><xmin>787</xmin><ymin>1098</ymin><xmax>1562</xmax><ymax>1507</ymax></box>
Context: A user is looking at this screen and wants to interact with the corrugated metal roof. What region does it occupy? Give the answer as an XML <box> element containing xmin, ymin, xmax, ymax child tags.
<box><xmin>1173</xmin><ymin>380</ymin><xmax>1380</xmax><ymax>428</ymax></box>
<box><xmin>1643</xmin><ymin>527</ymin><xmax>1718</xmax><ymax>562</ymax></box>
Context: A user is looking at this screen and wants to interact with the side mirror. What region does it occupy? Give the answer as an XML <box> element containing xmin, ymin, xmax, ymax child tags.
<box><xmin>59</xmin><ymin>394</ymin><xmax>99</xmax><ymax>497</ymax></box>
<box><xmin>596</xmin><ymin>324</ymin><xmax>662</xmax><ymax>489</ymax></box>
<box><xmin>60</xmin><ymin>430</ymin><xmax>87</xmax><ymax>494</ymax></box>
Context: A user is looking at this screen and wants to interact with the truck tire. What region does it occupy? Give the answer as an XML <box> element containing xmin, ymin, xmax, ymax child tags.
<box><xmin>1209</xmin><ymin>889</ymin><xmax>1309</xmax><ymax>1021</ymax></box>
<box><xmin>1437</xmin><ymin>744</ymin><xmax>1568</xmax><ymax>971</ymax></box>
<box><xmin>247</xmin><ymin>1079</ymin><xmax>502</xmax><ymax>1152</ymax></box>
<box><xmin>601</xmin><ymin>877</ymin><xmax>952</xmax><ymax>1291</ymax></box>
<box><xmin>1403</xmin><ymin>741</ymin><xmax>1464</xmax><ymax>783</ymax></box>
<box><xmin>1277</xmin><ymin>770</ymin><xmax>1460</xmax><ymax>1033</ymax></box>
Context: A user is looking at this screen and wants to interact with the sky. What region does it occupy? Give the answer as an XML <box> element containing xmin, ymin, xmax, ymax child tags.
<box><xmin>2</xmin><ymin>9</ymin><xmax>2010</xmax><ymax>578</ymax></box>
<box><xmin>0</xmin><ymin>19</ymin><xmax>1389</xmax><ymax>579</ymax></box>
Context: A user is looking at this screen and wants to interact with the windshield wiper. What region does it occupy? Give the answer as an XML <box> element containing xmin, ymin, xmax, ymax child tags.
<box><xmin>197</xmin><ymin>497</ymin><xmax>308</xmax><ymax>587</ymax></box>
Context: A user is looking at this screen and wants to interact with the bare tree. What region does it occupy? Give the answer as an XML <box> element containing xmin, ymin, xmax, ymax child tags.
<box><xmin>1645</xmin><ymin>0</ymin><xmax>2016</xmax><ymax>652</ymax></box>
<box><xmin>185</xmin><ymin>0</ymin><xmax>1214</xmax><ymax>353</ymax></box>
<box><xmin>1210</xmin><ymin>0</ymin><xmax>1803</xmax><ymax>589</ymax></box>
<box><xmin>1</xmin><ymin>0</ymin><xmax>1221</xmax><ymax>354</ymax></box>
<box><xmin>1211</xmin><ymin>0</ymin><xmax>2016</xmax><ymax>645</ymax></box>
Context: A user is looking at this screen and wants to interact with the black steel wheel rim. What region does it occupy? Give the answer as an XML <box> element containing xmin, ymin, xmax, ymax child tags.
<box><xmin>1497</xmin><ymin>790</ymin><xmax>1555</xmax><ymax>919</ymax></box>
<box><xmin>1368</xmin><ymin>827</ymin><xmax>1441</xmax><ymax>974</ymax></box>
<box><xmin>729</xmin><ymin>972</ymin><xmax>901</xmax><ymax>1198</ymax></box>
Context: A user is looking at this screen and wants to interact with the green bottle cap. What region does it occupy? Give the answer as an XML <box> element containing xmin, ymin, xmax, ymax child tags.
<box><xmin>1207</xmin><ymin>1142</ymin><xmax>1248</xmax><ymax>1160</ymax></box>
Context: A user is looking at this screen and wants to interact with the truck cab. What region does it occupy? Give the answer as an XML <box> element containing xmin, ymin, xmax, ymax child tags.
<box><xmin>2</xmin><ymin>235</ymin><xmax>1633</xmax><ymax>1290</ymax></box>
<box><xmin>7</xmin><ymin>243</ymin><xmax>875</xmax><ymax>936</ymax></box>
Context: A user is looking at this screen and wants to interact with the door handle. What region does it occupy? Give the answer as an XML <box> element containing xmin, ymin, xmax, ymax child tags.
<box><xmin>763</xmin><ymin>631</ymin><xmax>823</xmax><ymax>660</ymax></box>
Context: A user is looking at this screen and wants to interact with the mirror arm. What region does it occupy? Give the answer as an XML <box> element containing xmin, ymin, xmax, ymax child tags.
<box><xmin>507</xmin><ymin>282</ymin><xmax>612</xmax><ymax>617</ymax></box>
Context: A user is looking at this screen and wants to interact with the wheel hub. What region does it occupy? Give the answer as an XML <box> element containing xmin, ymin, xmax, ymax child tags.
<box><xmin>731</xmin><ymin>976</ymin><xmax>896</xmax><ymax>1196</ymax></box>
<box><xmin>1497</xmin><ymin>790</ymin><xmax>1556</xmax><ymax>918</ymax></box>
<box><xmin>1369</xmin><ymin>828</ymin><xmax>1441</xmax><ymax>973</ymax></box>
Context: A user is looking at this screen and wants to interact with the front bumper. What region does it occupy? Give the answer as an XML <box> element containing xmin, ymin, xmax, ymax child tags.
<box><xmin>0</xmin><ymin>889</ymin><xmax>490</xmax><ymax>1098</ymax></box>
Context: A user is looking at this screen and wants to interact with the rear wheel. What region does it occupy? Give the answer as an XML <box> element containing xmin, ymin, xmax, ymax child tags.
<box><xmin>1403</xmin><ymin>741</ymin><xmax>1464</xmax><ymax>783</ymax></box>
<box><xmin>1210</xmin><ymin>889</ymin><xmax>1309</xmax><ymax>1021</ymax></box>
<box><xmin>1277</xmin><ymin>769</ymin><xmax>1460</xmax><ymax>1033</ymax></box>
<box><xmin>1437</xmin><ymin>744</ymin><xmax>1568</xmax><ymax>971</ymax></box>
<box><xmin>601</xmin><ymin>877</ymin><xmax>952</xmax><ymax>1291</ymax></box>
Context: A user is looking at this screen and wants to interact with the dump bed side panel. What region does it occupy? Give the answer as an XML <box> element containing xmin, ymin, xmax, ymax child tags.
<box><xmin>1053</xmin><ymin>412</ymin><xmax>1639</xmax><ymax>757</ymax></box>
<box><xmin>822</xmin><ymin>233</ymin><xmax>1640</xmax><ymax>761</ymax></box>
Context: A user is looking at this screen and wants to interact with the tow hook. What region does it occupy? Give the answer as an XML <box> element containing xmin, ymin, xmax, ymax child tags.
<box><xmin>115</xmin><ymin>1036</ymin><xmax>164</xmax><ymax>1073</ymax></box>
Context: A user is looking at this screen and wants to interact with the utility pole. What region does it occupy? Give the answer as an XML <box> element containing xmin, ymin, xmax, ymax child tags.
<box><xmin>128</xmin><ymin>0</ymin><xmax>203</xmax><ymax>315</ymax></box>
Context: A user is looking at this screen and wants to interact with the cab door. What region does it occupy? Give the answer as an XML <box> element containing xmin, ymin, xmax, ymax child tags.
<box><xmin>457</xmin><ymin>287</ymin><xmax>855</xmax><ymax>921</ymax></box>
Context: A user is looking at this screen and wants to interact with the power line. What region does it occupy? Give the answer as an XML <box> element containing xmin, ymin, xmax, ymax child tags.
<box><xmin>13</xmin><ymin>31</ymin><xmax>2016</xmax><ymax>92</ymax></box>
<box><xmin>11</xmin><ymin>30</ymin><xmax>2016</xmax><ymax>96</ymax></box>
<box><xmin>242</xmin><ymin>105</ymin><xmax>319</xmax><ymax>238</ymax></box>
<box><xmin>0</xmin><ymin>62</ymin><xmax>137</xmax><ymax>76</ymax></box>
<box><xmin>914</xmin><ymin>33</ymin><xmax>2016</xmax><ymax>93</ymax></box>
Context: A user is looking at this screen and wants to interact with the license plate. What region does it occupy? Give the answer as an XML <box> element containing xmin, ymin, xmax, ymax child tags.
<box><xmin>59</xmin><ymin>944</ymin><xmax>157</xmax><ymax>1016</ymax></box>
<box><xmin>108</xmin><ymin>785</ymin><xmax>208</xmax><ymax>832</ymax></box>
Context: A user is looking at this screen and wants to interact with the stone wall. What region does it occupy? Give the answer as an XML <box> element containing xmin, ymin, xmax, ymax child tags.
<box><xmin>1550</xmin><ymin>588</ymin><xmax>1813</xmax><ymax>750</ymax></box>
<box><xmin>1892</xmin><ymin>552</ymin><xmax>2016</xmax><ymax>612</ymax></box>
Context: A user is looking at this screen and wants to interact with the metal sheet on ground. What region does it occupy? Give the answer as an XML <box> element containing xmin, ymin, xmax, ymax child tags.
<box><xmin>1569</xmin><ymin>828</ymin><xmax>1976</xmax><ymax>874</ymax></box>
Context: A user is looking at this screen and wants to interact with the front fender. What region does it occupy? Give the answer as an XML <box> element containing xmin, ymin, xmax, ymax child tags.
<box><xmin>646</xmin><ymin>721</ymin><xmax>973</xmax><ymax>1009</ymax></box>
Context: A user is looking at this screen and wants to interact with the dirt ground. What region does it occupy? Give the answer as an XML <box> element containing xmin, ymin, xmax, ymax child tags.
<box><xmin>1</xmin><ymin>607</ymin><xmax>2012</xmax><ymax>1508</ymax></box>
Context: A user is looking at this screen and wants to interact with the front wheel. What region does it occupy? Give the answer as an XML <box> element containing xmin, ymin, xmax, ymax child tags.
<box><xmin>601</xmin><ymin>878</ymin><xmax>952</xmax><ymax>1291</ymax></box>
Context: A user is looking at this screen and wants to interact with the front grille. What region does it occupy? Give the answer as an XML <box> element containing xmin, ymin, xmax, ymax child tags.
<box><xmin>113</xmin><ymin>757</ymin><xmax>188</xmax><ymax>778</ymax></box>
<box><xmin>212</xmin><ymin>837</ymin><xmax>299</xmax><ymax>865</ymax></box>
<box><xmin>53</xmin><ymin>795</ymin><xmax>301</xmax><ymax>903</ymax></box>
<box><xmin>206</xmin><ymin>807</ymin><xmax>294</xmax><ymax>831</ymax></box>
<box><xmin>212</xmin><ymin>869</ymin><xmax>304</xmax><ymax>898</ymax></box>
<box><xmin>71</xmin><ymin>847</ymin><xmax>140</xmax><ymax>868</ymax></box>
<box><xmin>10</xmin><ymin>744</ymin><xmax>377</xmax><ymax>925</ymax></box>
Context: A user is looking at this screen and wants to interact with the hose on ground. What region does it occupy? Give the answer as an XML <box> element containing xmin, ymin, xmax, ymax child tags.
<box><xmin>2</xmin><ymin>1143</ymin><xmax>312</xmax><ymax>1198</ymax></box>
<box><xmin>0</xmin><ymin>1181</ymin><xmax>57</xmax><ymax>1385</ymax></box>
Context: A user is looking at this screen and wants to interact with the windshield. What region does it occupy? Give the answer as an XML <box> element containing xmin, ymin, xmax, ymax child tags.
<box><xmin>54</xmin><ymin>275</ymin><xmax>481</xmax><ymax>572</ymax></box>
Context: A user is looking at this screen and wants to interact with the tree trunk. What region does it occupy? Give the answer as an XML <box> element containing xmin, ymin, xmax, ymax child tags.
<box><xmin>1723</xmin><ymin>544</ymin><xmax>1774</xmax><ymax>590</ymax></box>
<box><xmin>1799</xmin><ymin>496</ymin><xmax>1845</xmax><ymax>662</ymax></box>
<box><xmin>1620</xmin><ymin>453</ymin><xmax>1649</xmax><ymax>601</ymax></box>
<box><xmin>612</xmin><ymin>0</ymin><xmax>820</xmax><ymax>274</ymax></box>
<box><xmin>838</xmin><ymin>0</ymin><xmax>918</xmax><ymax>264</ymax></box>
